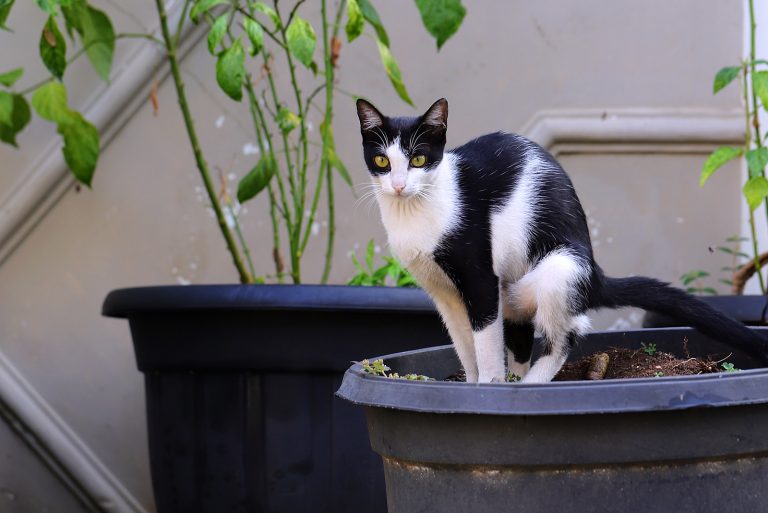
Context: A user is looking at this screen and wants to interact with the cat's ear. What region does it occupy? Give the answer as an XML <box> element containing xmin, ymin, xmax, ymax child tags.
<box><xmin>356</xmin><ymin>99</ymin><xmax>384</xmax><ymax>132</ymax></box>
<box><xmin>422</xmin><ymin>98</ymin><xmax>448</xmax><ymax>131</ymax></box>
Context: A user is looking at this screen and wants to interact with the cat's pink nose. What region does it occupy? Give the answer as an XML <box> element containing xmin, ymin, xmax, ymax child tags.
<box><xmin>394</xmin><ymin>185</ymin><xmax>405</xmax><ymax>195</ymax></box>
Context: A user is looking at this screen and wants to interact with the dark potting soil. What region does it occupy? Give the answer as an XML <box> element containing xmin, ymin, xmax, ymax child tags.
<box><xmin>445</xmin><ymin>347</ymin><xmax>733</xmax><ymax>382</ymax></box>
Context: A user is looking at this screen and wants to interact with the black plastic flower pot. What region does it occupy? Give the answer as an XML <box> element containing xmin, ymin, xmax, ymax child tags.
<box><xmin>643</xmin><ymin>294</ymin><xmax>768</xmax><ymax>327</ymax></box>
<box><xmin>102</xmin><ymin>284</ymin><xmax>445</xmax><ymax>513</ymax></box>
<box><xmin>337</xmin><ymin>327</ymin><xmax>768</xmax><ymax>513</ymax></box>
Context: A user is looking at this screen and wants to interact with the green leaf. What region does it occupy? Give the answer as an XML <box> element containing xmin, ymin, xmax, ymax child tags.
<box><xmin>700</xmin><ymin>146</ymin><xmax>742</xmax><ymax>186</ymax></box>
<box><xmin>237</xmin><ymin>155</ymin><xmax>276</xmax><ymax>203</ymax></box>
<box><xmin>744</xmin><ymin>176</ymin><xmax>768</xmax><ymax>211</ymax></box>
<box><xmin>414</xmin><ymin>0</ymin><xmax>465</xmax><ymax>50</ymax></box>
<box><xmin>250</xmin><ymin>2</ymin><xmax>280</xmax><ymax>28</ymax></box>
<box><xmin>346</xmin><ymin>0</ymin><xmax>364</xmax><ymax>42</ymax></box>
<box><xmin>0</xmin><ymin>91</ymin><xmax>12</xmax><ymax>125</ymax></box>
<box><xmin>716</xmin><ymin>246</ymin><xmax>734</xmax><ymax>255</ymax></box>
<box><xmin>357</xmin><ymin>0</ymin><xmax>388</xmax><ymax>46</ymax></box>
<box><xmin>702</xmin><ymin>287</ymin><xmax>718</xmax><ymax>295</ymax></box>
<box><xmin>60</xmin><ymin>0</ymin><xmax>85</xmax><ymax>39</ymax></box>
<box><xmin>376</xmin><ymin>39</ymin><xmax>413</xmax><ymax>106</ymax></box>
<box><xmin>36</xmin><ymin>0</ymin><xmax>59</xmax><ymax>15</ymax></box>
<box><xmin>754</xmin><ymin>71</ymin><xmax>768</xmax><ymax>110</ymax></box>
<box><xmin>81</xmin><ymin>6</ymin><xmax>115</xmax><ymax>81</ymax></box>
<box><xmin>719</xmin><ymin>279</ymin><xmax>734</xmax><ymax>286</ymax></box>
<box><xmin>243</xmin><ymin>17</ymin><xmax>263</xmax><ymax>56</ymax></box>
<box><xmin>366</xmin><ymin>239</ymin><xmax>375</xmax><ymax>271</ymax></box>
<box><xmin>713</xmin><ymin>66</ymin><xmax>740</xmax><ymax>94</ymax></box>
<box><xmin>0</xmin><ymin>93</ymin><xmax>30</xmax><ymax>146</ymax></box>
<box><xmin>0</xmin><ymin>67</ymin><xmax>22</xmax><ymax>87</ymax></box>
<box><xmin>216</xmin><ymin>38</ymin><xmax>245</xmax><ymax>101</ymax></box>
<box><xmin>31</xmin><ymin>81</ymin><xmax>74</xmax><ymax>122</ymax></box>
<box><xmin>746</xmin><ymin>148</ymin><xmax>768</xmax><ymax>178</ymax></box>
<box><xmin>40</xmin><ymin>16</ymin><xmax>67</xmax><ymax>79</ymax></box>
<box><xmin>286</xmin><ymin>17</ymin><xmax>316</xmax><ymax>68</ymax></box>
<box><xmin>207</xmin><ymin>14</ymin><xmax>227</xmax><ymax>54</ymax></box>
<box><xmin>190</xmin><ymin>0</ymin><xmax>229</xmax><ymax>23</ymax></box>
<box><xmin>58</xmin><ymin>112</ymin><xmax>99</xmax><ymax>186</ymax></box>
<box><xmin>276</xmin><ymin>106</ymin><xmax>300</xmax><ymax>134</ymax></box>
<box><xmin>0</xmin><ymin>0</ymin><xmax>15</xmax><ymax>30</ymax></box>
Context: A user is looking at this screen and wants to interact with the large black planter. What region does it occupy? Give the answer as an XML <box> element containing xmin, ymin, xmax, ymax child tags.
<box><xmin>643</xmin><ymin>294</ymin><xmax>768</xmax><ymax>327</ymax></box>
<box><xmin>338</xmin><ymin>328</ymin><xmax>768</xmax><ymax>512</ymax></box>
<box><xmin>102</xmin><ymin>284</ymin><xmax>445</xmax><ymax>513</ymax></box>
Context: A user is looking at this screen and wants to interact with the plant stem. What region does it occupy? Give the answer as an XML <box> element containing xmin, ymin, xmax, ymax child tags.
<box><xmin>275</xmin><ymin>0</ymin><xmax>311</xmax><ymax>282</ymax></box>
<box><xmin>320</xmin><ymin>0</ymin><xmax>346</xmax><ymax>283</ymax></box>
<box><xmin>742</xmin><ymin>68</ymin><xmax>766</xmax><ymax>293</ymax></box>
<box><xmin>154</xmin><ymin>0</ymin><xmax>253</xmax><ymax>283</ymax></box>
<box><xmin>173</xmin><ymin>0</ymin><xmax>193</xmax><ymax>46</ymax></box>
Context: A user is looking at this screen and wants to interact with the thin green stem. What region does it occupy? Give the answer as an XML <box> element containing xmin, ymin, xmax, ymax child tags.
<box><xmin>173</xmin><ymin>0</ymin><xmax>193</xmax><ymax>46</ymax></box>
<box><xmin>154</xmin><ymin>0</ymin><xmax>253</xmax><ymax>283</ymax></box>
<box><xmin>274</xmin><ymin>0</ymin><xmax>311</xmax><ymax>282</ymax></box>
<box><xmin>229</xmin><ymin>202</ymin><xmax>257</xmax><ymax>278</ymax></box>
<box><xmin>748</xmin><ymin>209</ymin><xmax>766</xmax><ymax>293</ymax></box>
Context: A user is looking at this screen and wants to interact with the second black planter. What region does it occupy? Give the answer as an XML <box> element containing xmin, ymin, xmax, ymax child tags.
<box><xmin>338</xmin><ymin>328</ymin><xmax>768</xmax><ymax>513</ymax></box>
<box><xmin>103</xmin><ymin>284</ymin><xmax>446</xmax><ymax>513</ymax></box>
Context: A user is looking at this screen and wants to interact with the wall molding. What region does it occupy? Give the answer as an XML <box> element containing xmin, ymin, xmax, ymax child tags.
<box><xmin>521</xmin><ymin>108</ymin><xmax>744</xmax><ymax>156</ymax></box>
<box><xmin>0</xmin><ymin>6</ymin><xmax>205</xmax><ymax>512</ymax></box>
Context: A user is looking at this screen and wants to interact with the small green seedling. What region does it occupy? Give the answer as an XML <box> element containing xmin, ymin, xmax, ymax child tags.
<box><xmin>505</xmin><ymin>372</ymin><xmax>521</xmax><ymax>383</ymax></box>
<box><xmin>641</xmin><ymin>342</ymin><xmax>657</xmax><ymax>356</ymax></box>
<box><xmin>360</xmin><ymin>359</ymin><xmax>434</xmax><ymax>381</ymax></box>
<box><xmin>348</xmin><ymin>240</ymin><xmax>418</xmax><ymax>288</ymax></box>
<box><xmin>722</xmin><ymin>362</ymin><xmax>739</xmax><ymax>373</ymax></box>
<box><xmin>654</xmin><ymin>371</ymin><xmax>664</xmax><ymax>378</ymax></box>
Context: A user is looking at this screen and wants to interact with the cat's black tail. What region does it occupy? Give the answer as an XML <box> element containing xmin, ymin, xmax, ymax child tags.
<box><xmin>598</xmin><ymin>274</ymin><xmax>768</xmax><ymax>364</ymax></box>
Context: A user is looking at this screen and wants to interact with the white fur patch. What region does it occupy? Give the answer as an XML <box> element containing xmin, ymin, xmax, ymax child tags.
<box><xmin>474</xmin><ymin>314</ymin><xmax>505</xmax><ymax>383</ymax></box>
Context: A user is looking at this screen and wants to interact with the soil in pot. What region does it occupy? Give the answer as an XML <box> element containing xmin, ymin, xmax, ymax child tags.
<box><xmin>436</xmin><ymin>345</ymin><xmax>736</xmax><ymax>382</ymax></box>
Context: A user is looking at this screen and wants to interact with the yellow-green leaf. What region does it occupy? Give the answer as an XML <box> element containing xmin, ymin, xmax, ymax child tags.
<box><xmin>81</xmin><ymin>6</ymin><xmax>115</xmax><ymax>82</ymax></box>
<box><xmin>276</xmin><ymin>106</ymin><xmax>300</xmax><ymax>134</ymax></box>
<box><xmin>754</xmin><ymin>71</ymin><xmax>768</xmax><ymax>111</ymax></box>
<box><xmin>190</xmin><ymin>0</ymin><xmax>229</xmax><ymax>23</ymax></box>
<box><xmin>237</xmin><ymin>155</ymin><xmax>276</xmax><ymax>203</ymax></box>
<box><xmin>286</xmin><ymin>17</ymin><xmax>316</xmax><ymax>68</ymax></box>
<box><xmin>40</xmin><ymin>16</ymin><xmax>67</xmax><ymax>79</ymax></box>
<box><xmin>746</xmin><ymin>148</ymin><xmax>768</xmax><ymax>179</ymax></box>
<box><xmin>208</xmin><ymin>14</ymin><xmax>227</xmax><ymax>54</ymax></box>
<box><xmin>346</xmin><ymin>0</ymin><xmax>364</xmax><ymax>42</ymax></box>
<box><xmin>0</xmin><ymin>93</ymin><xmax>30</xmax><ymax>146</ymax></box>
<box><xmin>31</xmin><ymin>81</ymin><xmax>74</xmax><ymax>123</ymax></box>
<box><xmin>376</xmin><ymin>39</ymin><xmax>413</xmax><ymax>107</ymax></box>
<box><xmin>744</xmin><ymin>176</ymin><xmax>768</xmax><ymax>212</ymax></box>
<box><xmin>0</xmin><ymin>67</ymin><xmax>23</xmax><ymax>87</ymax></box>
<box><xmin>713</xmin><ymin>66</ymin><xmax>740</xmax><ymax>94</ymax></box>
<box><xmin>0</xmin><ymin>0</ymin><xmax>15</xmax><ymax>30</ymax></box>
<box><xmin>216</xmin><ymin>38</ymin><xmax>245</xmax><ymax>101</ymax></box>
<box><xmin>243</xmin><ymin>17</ymin><xmax>263</xmax><ymax>56</ymax></box>
<box><xmin>0</xmin><ymin>91</ymin><xmax>11</xmax><ymax>125</ymax></box>
<box><xmin>58</xmin><ymin>113</ymin><xmax>99</xmax><ymax>186</ymax></box>
<box><xmin>700</xmin><ymin>146</ymin><xmax>742</xmax><ymax>186</ymax></box>
<box><xmin>357</xmin><ymin>0</ymin><xmax>388</xmax><ymax>46</ymax></box>
<box><xmin>250</xmin><ymin>2</ymin><xmax>280</xmax><ymax>29</ymax></box>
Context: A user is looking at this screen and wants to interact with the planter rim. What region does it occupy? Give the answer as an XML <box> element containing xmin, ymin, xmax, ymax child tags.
<box><xmin>102</xmin><ymin>284</ymin><xmax>434</xmax><ymax>318</ymax></box>
<box><xmin>336</xmin><ymin>328</ymin><xmax>768</xmax><ymax>416</ymax></box>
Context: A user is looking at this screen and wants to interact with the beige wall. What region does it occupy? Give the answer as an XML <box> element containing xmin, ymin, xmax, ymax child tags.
<box><xmin>0</xmin><ymin>1</ymin><xmax>746</xmax><ymax>510</ymax></box>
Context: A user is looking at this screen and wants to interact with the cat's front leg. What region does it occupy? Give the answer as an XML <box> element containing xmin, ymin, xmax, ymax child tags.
<box><xmin>465</xmin><ymin>279</ymin><xmax>506</xmax><ymax>383</ymax></box>
<box><xmin>431</xmin><ymin>293</ymin><xmax>479</xmax><ymax>383</ymax></box>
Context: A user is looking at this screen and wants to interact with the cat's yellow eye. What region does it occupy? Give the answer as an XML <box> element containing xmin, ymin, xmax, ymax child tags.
<box><xmin>374</xmin><ymin>155</ymin><xmax>389</xmax><ymax>168</ymax></box>
<box><xmin>410</xmin><ymin>155</ymin><xmax>427</xmax><ymax>168</ymax></box>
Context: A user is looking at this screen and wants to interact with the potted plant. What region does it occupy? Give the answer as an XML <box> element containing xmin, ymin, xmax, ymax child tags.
<box><xmin>646</xmin><ymin>0</ymin><xmax>768</xmax><ymax>327</ymax></box>
<box><xmin>338</xmin><ymin>327</ymin><xmax>768</xmax><ymax>512</ymax></box>
<box><xmin>0</xmin><ymin>0</ymin><xmax>466</xmax><ymax>510</ymax></box>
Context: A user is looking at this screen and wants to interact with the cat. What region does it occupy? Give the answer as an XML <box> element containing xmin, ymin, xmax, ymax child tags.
<box><xmin>355</xmin><ymin>97</ymin><xmax>768</xmax><ymax>383</ymax></box>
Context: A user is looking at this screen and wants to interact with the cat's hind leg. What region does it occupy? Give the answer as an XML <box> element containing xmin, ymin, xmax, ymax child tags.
<box><xmin>503</xmin><ymin>320</ymin><xmax>534</xmax><ymax>379</ymax></box>
<box><xmin>512</xmin><ymin>249</ymin><xmax>592</xmax><ymax>383</ymax></box>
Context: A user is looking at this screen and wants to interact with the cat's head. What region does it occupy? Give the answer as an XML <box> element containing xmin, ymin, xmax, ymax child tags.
<box><xmin>356</xmin><ymin>98</ymin><xmax>448</xmax><ymax>198</ymax></box>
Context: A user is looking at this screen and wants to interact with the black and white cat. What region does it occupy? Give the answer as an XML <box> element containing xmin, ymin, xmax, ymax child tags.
<box><xmin>356</xmin><ymin>97</ymin><xmax>768</xmax><ymax>383</ymax></box>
